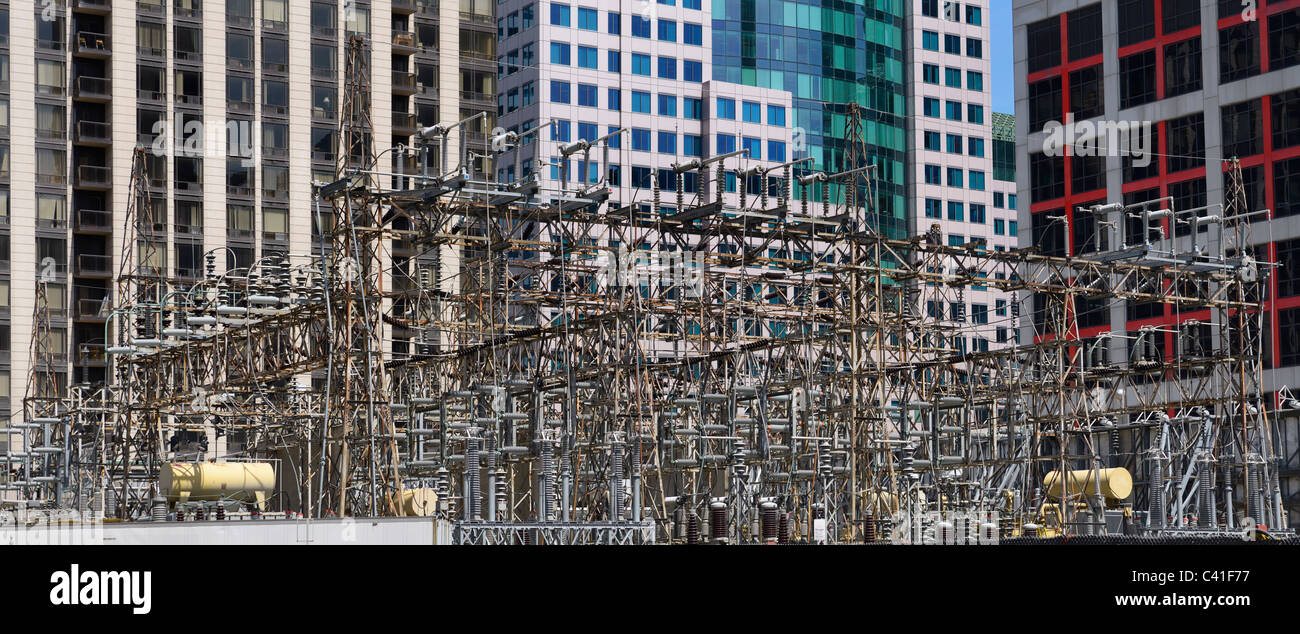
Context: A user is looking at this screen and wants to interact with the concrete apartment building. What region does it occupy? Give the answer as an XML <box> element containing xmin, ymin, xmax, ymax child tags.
<box><xmin>0</xmin><ymin>0</ymin><xmax>496</xmax><ymax>433</ymax></box>
<box><xmin>907</xmin><ymin>0</ymin><xmax>1016</xmax><ymax>354</ymax></box>
<box><xmin>1013</xmin><ymin>0</ymin><xmax>1300</xmax><ymax>523</ymax></box>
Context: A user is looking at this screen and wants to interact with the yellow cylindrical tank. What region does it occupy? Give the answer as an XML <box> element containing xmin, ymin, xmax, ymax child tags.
<box><xmin>1043</xmin><ymin>467</ymin><xmax>1132</xmax><ymax>501</ymax></box>
<box><xmin>160</xmin><ymin>462</ymin><xmax>276</xmax><ymax>509</ymax></box>
<box><xmin>393</xmin><ymin>489</ymin><xmax>438</xmax><ymax>517</ymax></box>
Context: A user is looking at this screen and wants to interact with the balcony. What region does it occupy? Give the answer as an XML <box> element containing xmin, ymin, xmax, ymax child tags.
<box><xmin>263</xmin><ymin>103</ymin><xmax>289</xmax><ymax>118</ymax></box>
<box><xmin>392</xmin><ymin>31</ymin><xmax>418</xmax><ymax>54</ymax></box>
<box><xmin>138</xmin><ymin>0</ymin><xmax>165</xmax><ymax>15</ymax></box>
<box><xmin>392</xmin><ymin>112</ymin><xmax>419</xmax><ymax>136</ymax></box>
<box><xmin>174</xmin><ymin>221</ymin><xmax>203</xmax><ymax>237</ymax></box>
<box><xmin>174</xmin><ymin>3</ymin><xmax>202</xmax><ymax>20</ymax></box>
<box><xmin>174</xmin><ymin>178</ymin><xmax>203</xmax><ymax>194</ymax></box>
<box><xmin>138</xmin><ymin>88</ymin><xmax>166</xmax><ymax>104</ymax></box>
<box><xmin>75</xmin><ymin>121</ymin><xmax>112</xmax><ymax>146</ymax></box>
<box><xmin>174</xmin><ymin>93</ymin><xmax>203</xmax><ymax>108</ymax></box>
<box><xmin>393</xmin><ymin>0</ymin><xmax>417</xmax><ymax>14</ymax></box>
<box><xmin>36</xmin><ymin>262</ymin><xmax>68</xmax><ymax>282</ymax></box>
<box><xmin>36</xmin><ymin>216</ymin><xmax>68</xmax><ymax>231</ymax></box>
<box><xmin>75</xmin><ymin>32</ymin><xmax>111</xmax><ymax>58</ymax></box>
<box><xmin>262</xmin><ymin>146</ymin><xmax>289</xmax><ymax>160</ymax></box>
<box><xmin>76</xmin><ymin>165</ymin><xmax>113</xmax><ymax>189</ymax></box>
<box><xmin>227</xmin><ymin>13</ymin><xmax>254</xmax><ymax>28</ymax></box>
<box><xmin>76</xmin><ymin>254</ymin><xmax>113</xmax><ymax>277</ymax></box>
<box><xmin>460</xmin><ymin>12</ymin><xmax>494</xmax><ymax>25</ymax></box>
<box><xmin>37</xmin><ymin>171</ymin><xmax>68</xmax><ymax>187</ymax></box>
<box><xmin>76</xmin><ymin>297</ymin><xmax>112</xmax><ymax>321</ymax></box>
<box><xmin>312</xmin><ymin>66</ymin><xmax>337</xmax><ymax>80</ymax></box>
<box><xmin>77</xmin><ymin>0</ymin><xmax>113</xmax><ymax>14</ymax></box>
<box><xmin>461</xmin><ymin>90</ymin><xmax>493</xmax><ymax>105</ymax></box>
<box><xmin>75</xmin><ymin>209</ymin><xmax>113</xmax><ymax>233</ymax></box>
<box><xmin>392</xmin><ymin>72</ymin><xmax>418</xmax><ymax>95</ymax></box>
<box><xmin>227</xmin><ymin>227</ymin><xmax>254</xmax><ymax>241</ymax></box>
<box><xmin>176</xmin><ymin>266</ymin><xmax>203</xmax><ymax>280</ymax></box>
<box><xmin>227</xmin><ymin>98</ymin><xmax>255</xmax><ymax>114</ymax></box>
<box><xmin>74</xmin><ymin>76</ymin><xmax>112</xmax><ymax>102</ymax></box>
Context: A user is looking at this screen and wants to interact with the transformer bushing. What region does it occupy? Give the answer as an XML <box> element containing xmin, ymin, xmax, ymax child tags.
<box><xmin>1147</xmin><ymin>451</ymin><xmax>1166</xmax><ymax>530</ymax></box>
<box><xmin>1197</xmin><ymin>453</ymin><xmax>1215</xmax><ymax>529</ymax></box>
<box><xmin>608</xmin><ymin>441</ymin><xmax>623</xmax><ymax>522</ymax></box>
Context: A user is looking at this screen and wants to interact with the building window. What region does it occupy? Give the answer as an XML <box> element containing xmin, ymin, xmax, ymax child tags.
<box><xmin>1123</xmin><ymin>126</ymin><xmax>1160</xmax><ymax>183</ymax></box>
<box><xmin>631</xmin><ymin>53</ymin><xmax>650</xmax><ymax>75</ymax></box>
<box><xmin>577</xmin><ymin>84</ymin><xmax>597</xmax><ymax>107</ymax></box>
<box><xmin>1026</xmin><ymin>17</ymin><xmax>1061</xmax><ymax>73</ymax></box>
<box><xmin>657</xmin><ymin>19</ymin><xmax>675</xmax><ymax>42</ymax></box>
<box><xmin>924</xmin><ymin>131</ymin><xmax>941</xmax><ymax>151</ymax></box>
<box><xmin>944</xmin><ymin>34</ymin><xmax>961</xmax><ymax>54</ymax></box>
<box><xmin>630</xmin><ymin>129</ymin><xmax>651</xmax><ymax>151</ymax></box>
<box><xmin>1071</xmin><ymin>155</ymin><xmax>1106</xmax><ymax>194</ymax></box>
<box><xmin>946</xmin><ymin>167</ymin><xmax>963</xmax><ymax>188</ymax></box>
<box><xmin>608</xmin><ymin>11</ymin><xmax>621</xmax><ymax>34</ymax></box>
<box><xmin>1067</xmin><ymin>4</ymin><xmax>1102</xmax><ymax>61</ymax></box>
<box><xmin>550</xmin><ymin>80</ymin><xmax>570</xmax><ymax>103</ymax></box>
<box><xmin>683</xmin><ymin>60</ymin><xmax>702</xmax><ymax>82</ymax></box>
<box><xmin>1163</xmin><ymin>37</ymin><xmax>1202</xmax><ymax>98</ymax></box>
<box><xmin>1276</xmin><ymin>157</ymin><xmax>1300</xmax><ymax>218</ymax></box>
<box><xmin>551</xmin><ymin>3</ymin><xmax>570</xmax><ymax>27</ymax></box>
<box><xmin>578</xmin><ymin>45</ymin><xmax>598</xmax><ymax>69</ymax></box>
<box><xmin>1221</xmin><ymin>99</ymin><xmax>1263</xmax><ymax>158</ymax></box>
<box><xmin>922</xmin><ymin>30</ymin><xmax>938</xmax><ymax>51</ymax></box>
<box><xmin>1220</xmin><ymin>22</ymin><xmax>1260</xmax><ymax>84</ymax></box>
<box><xmin>1162</xmin><ymin>0</ymin><xmax>1199</xmax><ymax>34</ymax></box>
<box><xmin>631</xmin><ymin>15</ymin><xmax>650</xmax><ymax>38</ymax></box>
<box><xmin>1028</xmin><ymin>77</ymin><xmax>1061</xmax><ymax>131</ymax></box>
<box><xmin>944</xmin><ymin>67</ymin><xmax>961</xmax><ymax>88</ymax></box>
<box><xmin>1269</xmin><ymin>8</ymin><xmax>1300</xmax><ymax>71</ymax></box>
<box><xmin>716</xmin><ymin>98</ymin><xmax>736</xmax><ymax>120</ymax></box>
<box><xmin>966</xmin><ymin>37</ymin><xmax>981</xmax><ymax>58</ymax></box>
<box><xmin>578</xmin><ymin>7</ymin><xmax>597</xmax><ymax>30</ymax></box>
<box><xmin>1069</xmin><ymin>65</ymin><xmax>1104</xmax><ymax>120</ymax></box>
<box><xmin>742</xmin><ymin>101</ymin><xmax>761</xmax><ymax>123</ymax></box>
<box><xmin>1165</xmin><ymin>113</ymin><xmax>1205</xmax><ymax>174</ymax></box>
<box><xmin>1030</xmin><ymin>152</ymin><xmax>1065</xmax><ymax>202</ymax></box>
<box><xmin>1274</xmin><ymin>88</ymin><xmax>1300</xmax><ymax>150</ymax></box>
<box><xmin>925</xmin><ymin>198</ymin><xmax>941</xmax><ymax>218</ymax></box>
<box><xmin>947</xmin><ymin>201</ymin><xmax>964</xmax><ymax>221</ymax></box>
<box><xmin>1119</xmin><ymin>50</ymin><xmax>1157</xmax><ymax>109</ymax></box>
<box><xmin>1117</xmin><ymin>0</ymin><xmax>1155</xmax><ymax>47</ymax></box>
<box><xmin>658</xmin><ymin>94</ymin><xmax>676</xmax><ymax>117</ymax></box>
<box><xmin>657</xmin><ymin>56</ymin><xmax>676</xmax><ymax>79</ymax></box>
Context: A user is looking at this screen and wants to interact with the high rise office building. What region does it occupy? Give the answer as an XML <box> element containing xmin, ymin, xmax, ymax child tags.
<box><xmin>1014</xmin><ymin>0</ymin><xmax>1300</xmax><ymax>523</ymax></box>
<box><xmin>906</xmin><ymin>0</ymin><xmax>1015</xmax><ymax>353</ymax></box>
<box><xmin>494</xmin><ymin>0</ymin><xmax>794</xmax><ymax>210</ymax></box>
<box><xmin>711</xmin><ymin>0</ymin><xmax>908</xmax><ymax>238</ymax></box>
<box><xmin>0</xmin><ymin>0</ymin><xmax>496</xmax><ymax>426</ymax></box>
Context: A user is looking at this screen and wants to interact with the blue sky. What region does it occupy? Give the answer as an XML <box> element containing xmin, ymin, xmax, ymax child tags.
<box><xmin>991</xmin><ymin>1</ymin><xmax>1014</xmax><ymax>113</ymax></box>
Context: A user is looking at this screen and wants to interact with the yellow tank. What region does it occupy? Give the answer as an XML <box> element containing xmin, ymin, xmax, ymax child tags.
<box><xmin>160</xmin><ymin>462</ymin><xmax>276</xmax><ymax>510</ymax></box>
<box><xmin>393</xmin><ymin>489</ymin><xmax>438</xmax><ymax>517</ymax></box>
<box><xmin>1043</xmin><ymin>467</ymin><xmax>1132</xmax><ymax>501</ymax></box>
